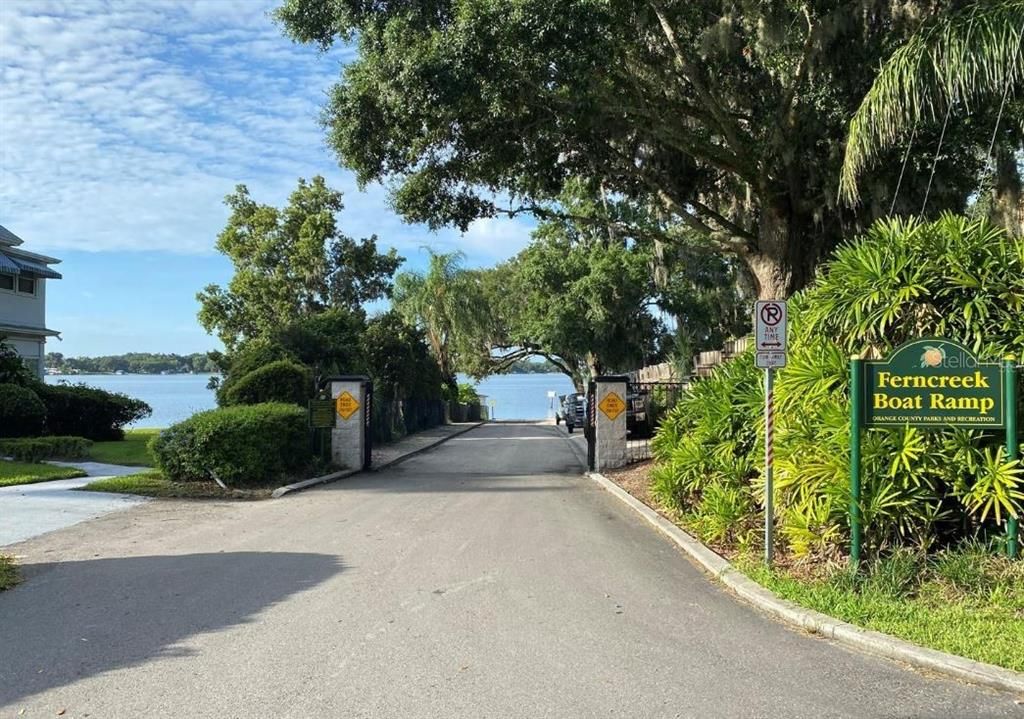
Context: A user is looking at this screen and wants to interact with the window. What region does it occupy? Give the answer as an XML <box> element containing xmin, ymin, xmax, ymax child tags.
<box><xmin>0</xmin><ymin>273</ymin><xmax>12</xmax><ymax>291</ymax></box>
<box><xmin>17</xmin><ymin>276</ymin><xmax>35</xmax><ymax>294</ymax></box>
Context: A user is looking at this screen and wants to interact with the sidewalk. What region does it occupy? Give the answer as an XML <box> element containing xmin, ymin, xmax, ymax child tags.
<box><xmin>1</xmin><ymin>461</ymin><xmax>147</xmax><ymax>547</ymax></box>
<box><xmin>372</xmin><ymin>422</ymin><xmax>483</xmax><ymax>469</ymax></box>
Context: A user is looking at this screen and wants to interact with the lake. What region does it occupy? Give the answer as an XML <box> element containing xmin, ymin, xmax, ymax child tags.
<box><xmin>45</xmin><ymin>372</ymin><xmax>577</xmax><ymax>428</ymax></box>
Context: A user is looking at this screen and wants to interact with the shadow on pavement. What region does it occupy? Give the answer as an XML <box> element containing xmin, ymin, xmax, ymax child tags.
<box><xmin>0</xmin><ymin>551</ymin><xmax>342</xmax><ymax>706</ymax></box>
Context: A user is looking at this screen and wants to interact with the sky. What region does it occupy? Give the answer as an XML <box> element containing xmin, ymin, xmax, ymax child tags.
<box><xmin>0</xmin><ymin>0</ymin><xmax>535</xmax><ymax>357</ymax></box>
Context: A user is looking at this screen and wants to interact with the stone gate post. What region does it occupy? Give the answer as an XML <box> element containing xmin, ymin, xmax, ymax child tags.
<box><xmin>594</xmin><ymin>376</ymin><xmax>628</xmax><ymax>471</ymax></box>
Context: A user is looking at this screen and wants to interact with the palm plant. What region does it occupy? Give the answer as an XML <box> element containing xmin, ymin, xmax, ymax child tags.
<box><xmin>840</xmin><ymin>0</ymin><xmax>1024</xmax><ymax>206</ymax></box>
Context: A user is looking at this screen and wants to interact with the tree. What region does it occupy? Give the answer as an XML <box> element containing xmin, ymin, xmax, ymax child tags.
<box><xmin>198</xmin><ymin>176</ymin><xmax>402</xmax><ymax>349</ymax></box>
<box><xmin>392</xmin><ymin>250</ymin><xmax>486</xmax><ymax>394</ymax></box>
<box><xmin>841</xmin><ymin>1</ymin><xmax>1024</xmax><ymax>220</ymax></box>
<box><xmin>277</xmin><ymin>0</ymin><xmax>987</xmax><ymax>299</ymax></box>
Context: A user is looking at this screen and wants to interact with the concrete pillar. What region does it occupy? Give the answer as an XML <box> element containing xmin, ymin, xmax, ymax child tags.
<box><xmin>594</xmin><ymin>376</ymin><xmax>628</xmax><ymax>471</ymax></box>
<box><xmin>329</xmin><ymin>377</ymin><xmax>368</xmax><ymax>471</ymax></box>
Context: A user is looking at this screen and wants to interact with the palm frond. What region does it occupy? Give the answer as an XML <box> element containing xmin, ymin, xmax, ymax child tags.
<box><xmin>840</xmin><ymin>1</ymin><xmax>1024</xmax><ymax>205</ymax></box>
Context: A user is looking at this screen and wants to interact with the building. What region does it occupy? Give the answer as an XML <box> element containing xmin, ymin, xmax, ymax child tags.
<box><xmin>0</xmin><ymin>224</ymin><xmax>62</xmax><ymax>378</ymax></box>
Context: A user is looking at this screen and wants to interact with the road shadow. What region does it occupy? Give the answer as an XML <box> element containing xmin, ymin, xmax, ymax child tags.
<box><xmin>0</xmin><ymin>551</ymin><xmax>342</xmax><ymax>706</ymax></box>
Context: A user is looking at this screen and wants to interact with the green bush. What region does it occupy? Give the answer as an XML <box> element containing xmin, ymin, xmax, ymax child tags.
<box><xmin>652</xmin><ymin>214</ymin><xmax>1024</xmax><ymax>562</ymax></box>
<box><xmin>457</xmin><ymin>382</ymin><xmax>480</xmax><ymax>404</ymax></box>
<box><xmin>221</xmin><ymin>360</ymin><xmax>311</xmax><ymax>407</ymax></box>
<box><xmin>35</xmin><ymin>383</ymin><xmax>152</xmax><ymax>441</ymax></box>
<box><xmin>215</xmin><ymin>339</ymin><xmax>296</xmax><ymax>406</ymax></box>
<box><xmin>151</xmin><ymin>403</ymin><xmax>311</xmax><ymax>486</ymax></box>
<box><xmin>0</xmin><ymin>384</ymin><xmax>46</xmax><ymax>437</ymax></box>
<box><xmin>0</xmin><ymin>436</ymin><xmax>93</xmax><ymax>462</ymax></box>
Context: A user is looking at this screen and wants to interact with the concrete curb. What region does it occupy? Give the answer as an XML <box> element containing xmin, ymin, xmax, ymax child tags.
<box><xmin>372</xmin><ymin>422</ymin><xmax>485</xmax><ymax>472</ymax></box>
<box><xmin>273</xmin><ymin>422</ymin><xmax>485</xmax><ymax>498</ymax></box>
<box><xmin>272</xmin><ymin>469</ymin><xmax>358</xmax><ymax>498</ymax></box>
<box><xmin>588</xmin><ymin>471</ymin><xmax>1024</xmax><ymax>697</ymax></box>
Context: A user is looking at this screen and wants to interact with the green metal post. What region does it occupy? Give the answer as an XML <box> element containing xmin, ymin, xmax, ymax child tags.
<box><xmin>849</xmin><ymin>356</ymin><xmax>864</xmax><ymax>567</ymax></box>
<box><xmin>1006</xmin><ymin>357</ymin><xmax>1019</xmax><ymax>560</ymax></box>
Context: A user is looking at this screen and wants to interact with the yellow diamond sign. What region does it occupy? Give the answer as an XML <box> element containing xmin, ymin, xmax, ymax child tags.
<box><xmin>598</xmin><ymin>391</ymin><xmax>626</xmax><ymax>421</ymax></box>
<box><xmin>335</xmin><ymin>391</ymin><xmax>360</xmax><ymax>420</ymax></box>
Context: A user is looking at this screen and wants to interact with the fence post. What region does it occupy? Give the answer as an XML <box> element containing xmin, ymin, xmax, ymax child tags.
<box><xmin>849</xmin><ymin>356</ymin><xmax>864</xmax><ymax>567</ymax></box>
<box><xmin>593</xmin><ymin>376</ymin><xmax>628</xmax><ymax>471</ymax></box>
<box><xmin>1006</xmin><ymin>356</ymin><xmax>1019</xmax><ymax>560</ymax></box>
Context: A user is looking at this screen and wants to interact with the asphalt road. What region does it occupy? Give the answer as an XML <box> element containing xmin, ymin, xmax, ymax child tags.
<box><xmin>1</xmin><ymin>423</ymin><xmax>1020</xmax><ymax>718</ymax></box>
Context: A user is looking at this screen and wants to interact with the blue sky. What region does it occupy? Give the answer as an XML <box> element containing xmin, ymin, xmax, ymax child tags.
<box><xmin>0</xmin><ymin>0</ymin><xmax>535</xmax><ymax>357</ymax></box>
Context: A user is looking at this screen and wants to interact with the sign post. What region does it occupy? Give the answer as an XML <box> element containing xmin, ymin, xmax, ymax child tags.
<box><xmin>1006</xmin><ymin>356</ymin><xmax>1019</xmax><ymax>560</ymax></box>
<box><xmin>754</xmin><ymin>300</ymin><xmax>787</xmax><ymax>565</ymax></box>
<box><xmin>850</xmin><ymin>339</ymin><xmax>1011</xmax><ymax>566</ymax></box>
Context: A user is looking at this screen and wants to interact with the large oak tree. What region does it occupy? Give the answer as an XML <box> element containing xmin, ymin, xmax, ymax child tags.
<box><xmin>277</xmin><ymin>0</ymin><xmax>992</xmax><ymax>299</ymax></box>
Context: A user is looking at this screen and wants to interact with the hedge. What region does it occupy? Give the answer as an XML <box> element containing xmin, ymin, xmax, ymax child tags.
<box><xmin>35</xmin><ymin>383</ymin><xmax>151</xmax><ymax>441</ymax></box>
<box><xmin>0</xmin><ymin>436</ymin><xmax>93</xmax><ymax>463</ymax></box>
<box><xmin>0</xmin><ymin>384</ymin><xmax>46</xmax><ymax>438</ymax></box>
<box><xmin>150</xmin><ymin>403</ymin><xmax>311</xmax><ymax>486</ymax></box>
<box><xmin>222</xmin><ymin>360</ymin><xmax>311</xmax><ymax>407</ymax></box>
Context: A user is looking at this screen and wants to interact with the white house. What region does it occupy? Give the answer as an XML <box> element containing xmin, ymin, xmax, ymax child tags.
<box><xmin>0</xmin><ymin>224</ymin><xmax>62</xmax><ymax>378</ymax></box>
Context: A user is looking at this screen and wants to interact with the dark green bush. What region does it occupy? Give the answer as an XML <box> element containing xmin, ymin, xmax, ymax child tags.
<box><xmin>221</xmin><ymin>360</ymin><xmax>311</xmax><ymax>407</ymax></box>
<box><xmin>0</xmin><ymin>436</ymin><xmax>92</xmax><ymax>462</ymax></box>
<box><xmin>151</xmin><ymin>403</ymin><xmax>311</xmax><ymax>486</ymax></box>
<box><xmin>215</xmin><ymin>339</ymin><xmax>296</xmax><ymax>406</ymax></box>
<box><xmin>0</xmin><ymin>383</ymin><xmax>46</xmax><ymax>437</ymax></box>
<box><xmin>35</xmin><ymin>383</ymin><xmax>152</xmax><ymax>441</ymax></box>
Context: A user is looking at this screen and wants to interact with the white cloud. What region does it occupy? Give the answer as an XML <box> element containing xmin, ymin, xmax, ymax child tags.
<box><xmin>0</xmin><ymin>0</ymin><xmax>534</xmax><ymax>267</ymax></box>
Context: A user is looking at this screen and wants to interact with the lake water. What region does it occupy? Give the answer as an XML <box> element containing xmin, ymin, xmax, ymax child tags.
<box><xmin>46</xmin><ymin>372</ymin><xmax>576</xmax><ymax>427</ymax></box>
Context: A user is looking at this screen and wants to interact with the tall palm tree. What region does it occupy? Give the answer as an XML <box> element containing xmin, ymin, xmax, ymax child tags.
<box><xmin>840</xmin><ymin>1</ymin><xmax>1024</xmax><ymax>209</ymax></box>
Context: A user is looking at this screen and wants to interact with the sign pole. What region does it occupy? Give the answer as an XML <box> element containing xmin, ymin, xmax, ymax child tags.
<box><xmin>764</xmin><ymin>367</ymin><xmax>775</xmax><ymax>565</ymax></box>
<box><xmin>849</xmin><ymin>356</ymin><xmax>864</xmax><ymax>567</ymax></box>
<box><xmin>1006</xmin><ymin>356</ymin><xmax>1019</xmax><ymax>560</ymax></box>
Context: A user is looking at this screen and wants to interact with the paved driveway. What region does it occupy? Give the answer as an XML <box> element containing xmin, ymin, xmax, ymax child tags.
<box><xmin>0</xmin><ymin>423</ymin><xmax>1020</xmax><ymax>717</ymax></box>
<box><xmin>0</xmin><ymin>462</ymin><xmax>146</xmax><ymax>546</ymax></box>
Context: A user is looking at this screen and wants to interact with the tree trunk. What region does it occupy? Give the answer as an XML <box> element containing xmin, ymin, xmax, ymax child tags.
<box><xmin>745</xmin><ymin>205</ymin><xmax>824</xmax><ymax>300</ymax></box>
<box><xmin>990</xmin><ymin>149</ymin><xmax>1024</xmax><ymax>237</ymax></box>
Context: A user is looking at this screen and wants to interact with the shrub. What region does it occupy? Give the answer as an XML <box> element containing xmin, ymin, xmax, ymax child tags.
<box><xmin>0</xmin><ymin>436</ymin><xmax>92</xmax><ymax>462</ymax></box>
<box><xmin>151</xmin><ymin>403</ymin><xmax>311</xmax><ymax>486</ymax></box>
<box><xmin>215</xmin><ymin>339</ymin><xmax>296</xmax><ymax>406</ymax></box>
<box><xmin>651</xmin><ymin>214</ymin><xmax>1024</xmax><ymax>562</ymax></box>
<box><xmin>221</xmin><ymin>360</ymin><xmax>311</xmax><ymax>407</ymax></box>
<box><xmin>0</xmin><ymin>384</ymin><xmax>46</xmax><ymax>437</ymax></box>
<box><xmin>35</xmin><ymin>383</ymin><xmax>152</xmax><ymax>441</ymax></box>
<box><xmin>457</xmin><ymin>382</ymin><xmax>480</xmax><ymax>404</ymax></box>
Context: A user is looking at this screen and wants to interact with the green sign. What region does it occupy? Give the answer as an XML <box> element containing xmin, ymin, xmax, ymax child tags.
<box><xmin>309</xmin><ymin>398</ymin><xmax>335</xmax><ymax>429</ymax></box>
<box><xmin>864</xmin><ymin>338</ymin><xmax>1004</xmax><ymax>428</ymax></box>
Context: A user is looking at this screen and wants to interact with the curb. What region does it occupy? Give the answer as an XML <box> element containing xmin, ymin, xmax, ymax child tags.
<box><xmin>588</xmin><ymin>470</ymin><xmax>1024</xmax><ymax>697</ymax></box>
<box><xmin>272</xmin><ymin>469</ymin><xmax>358</xmax><ymax>498</ymax></box>
<box><xmin>372</xmin><ymin>422</ymin><xmax>485</xmax><ymax>472</ymax></box>
<box><xmin>273</xmin><ymin>422</ymin><xmax>485</xmax><ymax>498</ymax></box>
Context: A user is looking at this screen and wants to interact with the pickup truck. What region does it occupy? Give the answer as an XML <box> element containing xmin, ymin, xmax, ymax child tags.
<box><xmin>556</xmin><ymin>393</ymin><xmax>586</xmax><ymax>433</ymax></box>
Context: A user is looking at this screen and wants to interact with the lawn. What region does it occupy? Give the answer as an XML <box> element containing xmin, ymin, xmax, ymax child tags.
<box><xmin>88</xmin><ymin>428</ymin><xmax>160</xmax><ymax>466</ymax></box>
<box><xmin>0</xmin><ymin>460</ymin><xmax>86</xmax><ymax>487</ymax></box>
<box><xmin>0</xmin><ymin>555</ymin><xmax>18</xmax><ymax>591</ymax></box>
<box><xmin>80</xmin><ymin>471</ymin><xmax>272</xmax><ymax>500</ymax></box>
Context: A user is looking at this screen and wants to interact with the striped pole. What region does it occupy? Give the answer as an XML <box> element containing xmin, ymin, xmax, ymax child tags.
<box><xmin>764</xmin><ymin>367</ymin><xmax>775</xmax><ymax>565</ymax></box>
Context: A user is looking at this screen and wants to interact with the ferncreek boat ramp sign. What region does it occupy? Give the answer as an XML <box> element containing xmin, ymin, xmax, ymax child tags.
<box><xmin>863</xmin><ymin>338</ymin><xmax>1004</xmax><ymax>427</ymax></box>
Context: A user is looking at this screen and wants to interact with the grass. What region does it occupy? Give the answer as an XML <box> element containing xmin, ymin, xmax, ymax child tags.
<box><xmin>737</xmin><ymin>547</ymin><xmax>1024</xmax><ymax>673</ymax></box>
<box><xmin>79</xmin><ymin>471</ymin><xmax>272</xmax><ymax>500</ymax></box>
<box><xmin>88</xmin><ymin>428</ymin><xmax>160</xmax><ymax>466</ymax></box>
<box><xmin>0</xmin><ymin>460</ymin><xmax>86</xmax><ymax>487</ymax></box>
<box><xmin>0</xmin><ymin>554</ymin><xmax>19</xmax><ymax>591</ymax></box>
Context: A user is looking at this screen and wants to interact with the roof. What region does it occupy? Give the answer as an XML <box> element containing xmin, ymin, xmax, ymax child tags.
<box><xmin>0</xmin><ymin>250</ymin><xmax>62</xmax><ymax>279</ymax></box>
<box><xmin>0</xmin><ymin>225</ymin><xmax>24</xmax><ymax>247</ymax></box>
<box><xmin>0</xmin><ymin>322</ymin><xmax>61</xmax><ymax>338</ymax></box>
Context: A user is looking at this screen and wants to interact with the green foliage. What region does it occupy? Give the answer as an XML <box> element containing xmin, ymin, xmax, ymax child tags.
<box><xmin>222</xmin><ymin>360</ymin><xmax>312</xmax><ymax>407</ymax></box>
<box><xmin>361</xmin><ymin>311</ymin><xmax>444</xmax><ymax>402</ymax></box>
<box><xmin>271</xmin><ymin>308</ymin><xmax>364</xmax><ymax>378</ymax></box>
<box><xmin>0</xmin><ymin>436</ymin><xmax>92</xmax><ymax>463</ymax></box>
<box><xmin>0</xmin><ymin>459</ymin><xmax>86</xmax><ymax>487</ymax></box>
<box><xmin>841</xmin><ymin>0</ymin><xmax>1024</xmax><ymax>205</ymax></box>
<box><xmin>0</xmin><ymin>554</ymin><xmax>18</xmax><ymax>591</ymax></box>
<box><xmin>0</xmin><ymin>383</ymin><xmax>46</xmax><ymax>437</ymax></box>
<box><xmin>197</xmin><ymin>176</ymin><xmax>401</xmax><ymax>350</ymax></box>
<box><xmin>45</xmin><ymin>351</ymin><xmax>218</xmax><ymax>374</ymax></box>
<box><xmin>456</xmin><ymin>383</ymin><xmax>480</xmax><ymax>404</ymax></box>
<box><xmin>215</xmin><ymin>339</ymin><xmax>296</xmax><ymax>406</ymax></box>
<box><xmin>35</xmin><ymin>382</ymin><xmax>152</xmax><ymax>441</ymax></box>
<box><xmin>278</xmin><ymin>0</ymin><xmax>988</xmax><ymax>298</ymax></box>
<box><xmin>151</xmin><ymin>403</ymin><xmax>311</xmax><ymax>486</ymax></box>
<box><xmin>0</xmin><ymin>336</ymin><xmax>33</xmax><ymax>386</ymax></box>
<box><xmin>653</xmin><ymin>215</ymin><xmax>1024</xmax><ymax>561</ymax></box>
<box><xmin>81</xmin><ymin>472</ymin><xmax>271</xmax><ymax>500</ymax></box>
